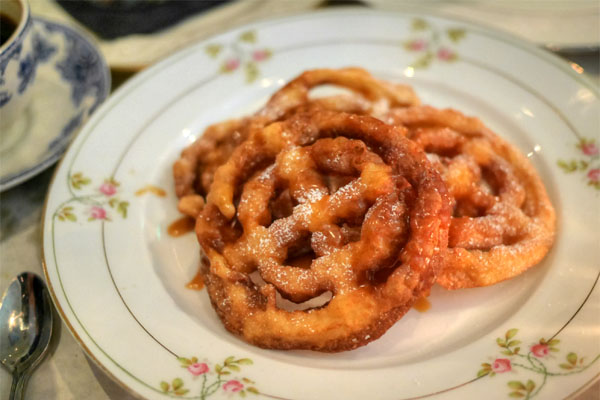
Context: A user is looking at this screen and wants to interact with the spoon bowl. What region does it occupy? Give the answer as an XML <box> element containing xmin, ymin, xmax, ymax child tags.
<box><xmin>0</xmin><ymin>272</ymin><xmax>54</xmax><ymax>400</ymax></box>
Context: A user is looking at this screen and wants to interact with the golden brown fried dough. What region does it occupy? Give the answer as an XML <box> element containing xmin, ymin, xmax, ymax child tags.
<box><xmin>197</xmin><ymin>110</ymin><xmax>450</xmax><ymax>352</ymax></box>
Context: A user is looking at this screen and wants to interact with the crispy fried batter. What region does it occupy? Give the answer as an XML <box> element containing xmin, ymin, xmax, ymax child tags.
<box><xmin>387</xmin><ymin>106</ymin><xmax>556</xmax><ymax>289</ymax></box>
<box><xmin>196</xmin><ymin>110</ymin><xmax>451</xmax><ymax>352</ymax></box>
<box><xmin>171</xmin><ymin>69</ymin><xmax>556</xmax><ymax>352</ymax></box>
<box><xmin>173</xmin><ymin>68</ymin><xmax>420</xmax><ymax>218</ymax></box>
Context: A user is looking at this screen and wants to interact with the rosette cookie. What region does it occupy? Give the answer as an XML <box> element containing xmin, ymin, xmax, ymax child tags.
<box><xmin>387</xmin><ymin>106</ymin><xmax>556</xmax><ymax>289</ymax></box>
<box><xmin>173</xmin><ymin>68</ymin><xmax>419</xmax><ymax>218</ymax></box>
<box><xmin>196</xmin><ymin>110</ymin><xmax>451</xmax><ymax>352</ymax></box>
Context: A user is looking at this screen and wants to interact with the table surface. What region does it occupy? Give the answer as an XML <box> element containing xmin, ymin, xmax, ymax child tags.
<box><xmin>1</xmin><ymin>1</ymin><xmax>598</xmax><ymax>399</ymax></box>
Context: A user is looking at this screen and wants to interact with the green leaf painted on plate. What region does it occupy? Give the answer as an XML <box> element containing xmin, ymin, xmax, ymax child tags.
<box><xmin>70</xmin><ymin>172</ymin><xmax>91</xmax><ymax>189</ymax></box>
<box><xmin>160</xmin><ymin>381</ymin><xmax>169</xmax><ymax>392</ymax></box>
<box><xmin>411</xmin><ymin>52</ymin><xmax>433</xmax><ymax>69</ymax></box>
<box><xmin>172</xmin><ymin>378</ymin><xmax>183</xmax><ymax>390</ymax></box>
<box><xmin>446</xmin><ymin>28</ymin><xmax>466</xmax><ymax>43</ymax></box>
<box><xmin>508</xmin><ymin>381</ymin><xmax>525</xmax><ymax>390</ymax></box>
<box><xmin>505</xmin><ymin>329</ymin><xmax>518</xmax><ymax>340</ymax></box>
<box><xmin>225</xmin><ymin>356</ymin><xmax>235</xmax><ymax>365</ymax></box>
<box><xmin>557</xmin><ymin>159</ymin><xmax>578</xmax><ymax>172</ymax></box>
<box><xmin>411</xmin><ymin>18</ymin><xmax>428</xmax><ymax>31</ymax></box>
<box><xmin>525</xmin><ymin>380</ymin><xmax>535</xmax><ymax>393</ymax></box>
<box><xmin>205</xmin><ymin>44</ymin><xmax>222</xmax><ymax>58</ymax></box>
<box><xmin>239</xmin><ymin>31</ymin><xmax>256</xmax><ymax>43</ymax></box>
<box><xmin>245</xmin><ymin>62</ymin><xmax>259</xmax><ymax>83</ymax></box>
<box><xmin>178</xmin><ymin>357</ymin><xmax>191</xmax><ymax>366</ymax></box>
<box><xmin>118</xmin><ymin>201</ymin><xmax>129</xmax><ymax>218</ymax></box>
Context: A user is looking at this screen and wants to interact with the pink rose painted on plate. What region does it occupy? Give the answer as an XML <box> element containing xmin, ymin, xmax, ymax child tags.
<box><xmin>90</xmin><ymin>206</ymin><xmax>107</xmax><ymax>220</ymax></box>
<box><xmin>581</xmin><ymin>142</ymin><xmax>599</xmax><ymax>156</ymax></box>
<box><xmin>252</xmin><ymin>49</ymin><xmax>269</xmax><ymax>61</ymax></box>
<box><xmin>492</xmin><ymin>358</ymin><xmax>512</xmax><ymax>373</ymax></box>
<box><xmin>587</xmin><ymin>168</ymin><xmax>600</xmax><ymax>182</ymax></box>
<box><xmin>223</xmin><ymin>380</ymin><xmax>244</xmax><ymax>393</ymax></box>
<box><xmin>408</xmin><ymin>39</ymin><xmax>427</xmax><ymax>51</ymax></box>
<box><xmin>99</xmin><ymin>182</ymin><xmax>117</xmax><ymax>196</ymax></box>
<box><xmin>223</xmin><ymin>58</ymin><xmax>240</xmax><ymax>72</ymax></box>
<box><xmin>187</xmin><ymin>362</ymin><xmax>209</xmax><ymax>376</ymax></box>
<box><xmin>437</xmin><ymin>47</ymin><xmax>456</xmax><ymax>61</ymax></box>
<box><xmin>531</xmin><ymin>343</ymin><xmax>549</xmax><ymax>358</ymax></box>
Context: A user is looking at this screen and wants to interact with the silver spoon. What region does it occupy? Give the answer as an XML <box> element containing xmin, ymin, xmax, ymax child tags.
<box><xmin>0</xmin><ymin>272</ymin><xmax>54</xmax><ymax>400</ymax></box>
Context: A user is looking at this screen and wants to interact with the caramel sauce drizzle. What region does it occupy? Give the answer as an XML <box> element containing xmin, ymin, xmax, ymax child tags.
<box><xmin>186</xmin><ymin>269</ymin><xmax>204</xmax><ymax>291</ymax></box>
<box><xmin>168</xmin><ymin>216</ymin><xmax>195</xmax><ymax>237</ymax></box>
<box><xmin>413</xmin><ymin>296</ymin><xmax>431</xmax><ymax>313</ymax></box>
<box><xmin>135</xmin><ymin>185</ymin><xmax>167</xmax><ymax>197</ymax></box>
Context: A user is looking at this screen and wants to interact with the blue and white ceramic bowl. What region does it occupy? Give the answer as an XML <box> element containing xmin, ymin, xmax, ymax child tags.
<box><xmin>0</xmin><ymin>16</ymin><xmax>110</xmax><ymax>191</ymax></box>
<box><xmin>0</xmin><ymin>0</ymin><xmax>35</xmax><ymax>133</ymax></box>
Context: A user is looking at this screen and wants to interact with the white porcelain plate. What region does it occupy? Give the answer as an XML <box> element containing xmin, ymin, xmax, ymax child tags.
<box><xmin>42</xmin><ymin>10</ymin><xmax>600</xmax><ymax>400</ymax></box>
<box><xmin>0</xmin><ymin>17</ymin><xmax>110</xmax><ymax>192</ymax></box>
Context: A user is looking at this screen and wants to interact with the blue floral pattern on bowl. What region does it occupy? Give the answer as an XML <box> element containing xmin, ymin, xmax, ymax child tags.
<box><xmin>0</xmin><ymin>14</ymin><xmax>33</xmax><ymax>117</ymax></box>
<box><xmin>0</xmin><ymin>18</ymin><xmax>110</xmax><ymax>192</ymax></box>
<box><xmin>45</xmin><ymin>21</ymin><xmax>107</xmax><ymax>113</ymax></box>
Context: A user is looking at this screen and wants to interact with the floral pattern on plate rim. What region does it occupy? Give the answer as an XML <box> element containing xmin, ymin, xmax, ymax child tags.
<box><xmin>477</xmin><ymin>329</ymin><xmax>599</xmax><ymax>399</ymax></box>
<box><xmin>46</xmin><ymin>14</ymin><xmax>600</xmax><ymax>400</ymax></box>
<box><xmin>402</xmin><ymin>18</ymin><xmax>466</xmax><ymax>69</ymax></box>
<box><xmin>55</xmin><ymin>174</ymin><xmax>172</xmax><ymax>222</ymax></box>
<box><xmin>557</xmin><ymin>137</ymin><xmax>600</xmax><ymax>190</ymax></box>
<box><xmin>55</xmin><ymin>173</ymin><xmax>129</xmax><ymax>222</ymax></box>
<box><xmin>205</xmin><ymin>30</ymin><xmax>272</xmax><ymax>83</ymax></box>
<box><xmin>159</xmin><ymin>356</ymin><xmax>259</xmax><ymax>398</ymax></box>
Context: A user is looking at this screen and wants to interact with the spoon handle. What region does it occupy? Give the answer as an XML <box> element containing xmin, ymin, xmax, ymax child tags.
<box><xmin>10</xmin><ymin>371</ymin><xmax>30</xmax><ymax>400</ymax></box>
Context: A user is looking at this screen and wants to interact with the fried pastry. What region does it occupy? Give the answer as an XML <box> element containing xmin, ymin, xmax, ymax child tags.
<box><xmin>173</xmin><ymin>68</ymin><xmax>419</xmax><ymax>218</ymax></box>
<box><xmin>171</xmin><ymin>69</ymin><xmax>556</xmax><ymax>352</ymax></box>
<box><xmin>386</xmin><ymin>106</ymin><xmax>556</xmax><ymax>289</ymax></box>
<box><xmin>196</xmin><ymin>110</ymin><xmax>451</xmax><ymax>351</ymax></box>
